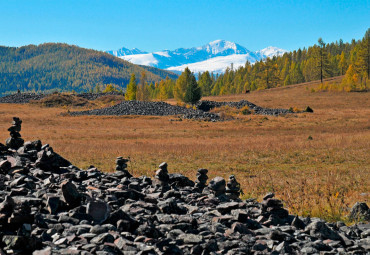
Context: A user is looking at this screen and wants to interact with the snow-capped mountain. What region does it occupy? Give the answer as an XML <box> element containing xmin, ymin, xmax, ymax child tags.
<box><xmin>256</xmin><ymin>46</ymin><xmax>287</xmax><ymax>59</ymax></box>
<box><xmin>106</xmin><ymin>47</ymin><xmax>147</xmax><ymax>56</ymax></box>
<box><xmin>107</xmin><ymin>40</ymin><xmax>286</xmax><ymax>73</ymax></box>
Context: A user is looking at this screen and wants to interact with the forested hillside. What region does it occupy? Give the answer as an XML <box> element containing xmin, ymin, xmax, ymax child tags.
<box><xmin>209</xmin><ymin>28</ymin><xmax>369</xmax><ymax>95</ymax></box>
<box><xmin>0</xmin><ymin>43</ymin><xmax>178</xmax><ymax>95</ymax></box>
<box><xmin>135</xmin><ymin>29</ymin><xmax>369</xmax><ymax>102</ymax></box>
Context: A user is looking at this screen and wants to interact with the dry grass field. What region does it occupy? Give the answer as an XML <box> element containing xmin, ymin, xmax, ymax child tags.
<box><xmin>0</xmin><ymin>77</ymin><xmax>369</xmax><ymax>222</ymax></box>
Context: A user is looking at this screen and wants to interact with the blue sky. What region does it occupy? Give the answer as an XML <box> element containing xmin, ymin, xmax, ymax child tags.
<box><xmin>1</xmin><ymin>0</ymin><xmax>369</xmax><ymax>52</ymax></box>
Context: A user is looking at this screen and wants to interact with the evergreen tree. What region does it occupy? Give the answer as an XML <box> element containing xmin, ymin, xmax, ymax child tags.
<box><xmin>198</xmin><ymin>71</ymin><xmax>213</xmax><ymax>96</ymax></box>
<box><xmin>184</xmin><ymin>77</ymin><xmax>202</xmax><ymax>104</ymax></box>
<box><xmin>125</xmin><ymin>73</ymin><xmax>137</xmax><ymax>100</ymax></box>
<box><xmin>317</xmin><ymin>38</ymin><xmax>332</xmax><ymax>83</ymax></box>
<box><xmin>174</xmin><ymin>67</ymin><xmax>201</xmax><ymax>104</ymax></box>
<box><xmin>357</xmin><ymin>28</ymin><xmax>370</xmax><ymax>79</ymax></box>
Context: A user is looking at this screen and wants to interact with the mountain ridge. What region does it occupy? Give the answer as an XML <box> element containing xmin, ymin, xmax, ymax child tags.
<box><xmin>106</xmin><ymin>40</ymin><xmax>287</xmax><ymax>73</ymax></box>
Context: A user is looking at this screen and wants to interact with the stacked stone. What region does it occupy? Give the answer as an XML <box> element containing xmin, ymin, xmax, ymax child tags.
<box><xmin>155</xmin><ymin>162</ymin><xmax>170</xmax><ymax>191</ymax></box>
<box><xmin>115</xmin><ymin>156</ymin><xmax>132</xmax><ymax>178</ymax></box>
<box><xmin>208</xmin><ymin>176</ymin><xmax>226</xmax><ymax>196</ymax></box>
<box><xmin>194</xmin><ymin>168</ymin><xmax>208</xmax><ymax>191</ymax></box>
<box><xmin>260</xmin><ymin>192</ymin><xmax>289</xmax><ymax>225</ymax></box>
<box><xmin>225</xmin><ymin>175</ymin><xmax>241</xmax><ymax>200</ymax></box>
<box><xmin>5</xmin><ymin>117</ymin><xmax>24</xmax><ymax>150</ymax></box>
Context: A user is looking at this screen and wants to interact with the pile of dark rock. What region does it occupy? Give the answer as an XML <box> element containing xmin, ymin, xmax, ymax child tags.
<box><xmin>0</xmin><ymin>118</ymin><xmax>369</xmax><ymax>255</ymax></box>
<box><xmin>0</xmin><ymin>93</ymin><xmax>47</xmax><ymax>104</ymax></box>
<box><xmin>0</xmin><ymin>92</ymin><xmax>124</xmax><ymax>104</ymax></box>
<box><xmin>71</xmin><ymin>101</ymin><xmax>220</xmax><ymax>121</ymax></box>
<box><xmin>70</xmin><ymin>100</ymin><xmax>294</xmax><ymax>120</ymax></box>
<box><xmin>196</xmin><ymin>100</ymin><xmax>293</xmax><ymax>116</ymax></box>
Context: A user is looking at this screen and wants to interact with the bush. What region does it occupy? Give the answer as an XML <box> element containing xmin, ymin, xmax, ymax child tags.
<box><xmin>289</xmin><ymin>107</ymin><xmax>301</xmax><ymax>113</ymax></box>
<box><xmin>304</xmin><ymin>106</ymin><xmax>314</xmax><ymax>113</ymax></box>
<box><xmin>240</xmin><ymin>106</ymin><xmax>251</xmax><ymax>115</ymax></box>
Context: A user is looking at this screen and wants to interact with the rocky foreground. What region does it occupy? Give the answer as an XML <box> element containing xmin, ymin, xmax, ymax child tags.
<box><xmin>0</xmin><ymin>118</ymin><xmax>369</xmax><ymax>255</ymax></box>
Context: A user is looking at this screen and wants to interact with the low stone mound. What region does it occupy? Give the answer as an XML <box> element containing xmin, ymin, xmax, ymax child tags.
<box><xmin>0</xmin><ymin>93</ymin><xmax>47</xmax><ymax>104</ymax></box>
<box><xmin>0</xmin><ymin>117</ymin><xmax>369</xmax><ymax>254</ymax></box>
<box><xmin>71</xmin><ymin>101</ymin><xmax>220</xmax><ymax>121</ymax></box>
<box><xmin>197</xmin><ymin>100</ymin><xmax>293</xmax><ymax>115</ymax></box>
<box><xmin>0</xmin><ymin>92</ymin><xmax>123</xmax><ymax>104</ymax></box>
<box><xmin>30</xmin><ymin>93</ymin><xmax>91</xmax><ymax>107</ymax></box>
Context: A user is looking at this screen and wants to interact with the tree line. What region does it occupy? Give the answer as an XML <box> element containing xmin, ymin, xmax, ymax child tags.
<box><xmin>124</xmin><ymin>28</ymin><xmax>369</xmax><ymax>103</ymax></box>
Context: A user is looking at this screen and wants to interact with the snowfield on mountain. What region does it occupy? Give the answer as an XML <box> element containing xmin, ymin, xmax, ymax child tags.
<box><xmin>107</xmin><ymin>40</ymin><xmax>287</xmax><ymax>73</ymax></box>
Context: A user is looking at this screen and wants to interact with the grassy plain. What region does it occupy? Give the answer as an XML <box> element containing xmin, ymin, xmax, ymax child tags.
<box><xmin>0</xmin><ymin>77</ymin><xmax>369</xmax><ymax>222</ymax></box>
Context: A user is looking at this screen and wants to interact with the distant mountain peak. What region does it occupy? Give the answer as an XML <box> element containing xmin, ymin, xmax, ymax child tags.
<box><xmin>106</xmin><ymin>47</ymin><xmax>147</xmax><ymax>57</ymax></box>
<box><xmin>257</xmin><ymin>46</ymin><xmax>287</xmax><ymax>58</ymax></box>
<box><xmin>204</xmin><ymin>40</ymin><xmax>243</xmax><ymax>55</ymax></box>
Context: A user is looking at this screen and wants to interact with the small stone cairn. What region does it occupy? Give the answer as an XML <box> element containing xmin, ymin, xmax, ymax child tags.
<box><xmin>226</xmin><ymin>174</ymin><xmax>241</xmax><ymax>200</ymax></box>
<box><xmin>154</xmin><ymin>162</ymin><xmax>170</xmax><ymax>191</ymax></box>
<box><xmin>5</xmin><ymin>117</ymin><xmax>24</xmax><ymax>150</ymax></box>
<box><xmin>194</xmin><ymin>168</ymin><xmax>208</xmax><ymax>191</ymax></box>
<box><xmin>115</xmin><ymin>156</ymin><xmax>132</xmax><ymax>178</ymax></box>
<box><xmin>260</xmin><ymin>192</ymin><xmax>289</xmax><ymax>225</ymax></box>
<box><xmin>208</xmin><ymin>176</ymin><xmax>226</xmax><ymax>196</ymax></box>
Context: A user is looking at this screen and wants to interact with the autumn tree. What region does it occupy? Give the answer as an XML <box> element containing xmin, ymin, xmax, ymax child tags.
<box><xmin>339</xmin><ymin>51</ymin><xmax>347</xmax><ymax>75</ymax></box>
<box><xmin>136</xmin><ymin>71</ymin><xmax>150</xmax><ymax>101</ymax></box>
<box><xmin>341</xmin><ymin>64</ymin><xmax>358</xmax><ymax>91</ymax></box>
<box><xmin>103</xmin><ymin>84</ymin><xmax>119</xmax><ymax>93</ymax></box>
<box><xmin>260</xmin><ymin>58</ymin><xmax>280</xmax><ymax>88</ymax></box>
<box><xmin>125</xmin><ymin>73</ymin><xmax>137</xmax><ymax>100</ymax></box>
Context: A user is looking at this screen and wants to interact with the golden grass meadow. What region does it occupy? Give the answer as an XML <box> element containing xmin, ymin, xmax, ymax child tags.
<box><xmin>0</xmin><ymin>78</ymin><xmax>369</xmax><ymax>222</ymax></box>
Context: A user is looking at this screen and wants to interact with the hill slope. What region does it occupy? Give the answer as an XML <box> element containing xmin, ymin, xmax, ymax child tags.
<box><xmin>0</xmin><ymin>43</ymin><xmax>178</xmax><ymax>95</ymax></box>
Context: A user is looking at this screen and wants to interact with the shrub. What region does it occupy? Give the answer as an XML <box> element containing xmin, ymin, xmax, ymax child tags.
<box><xmin>304</xmin><ymin>106</ymin><xmax>314</xmax><ymax>113</ymax></box>
<box><xmin>289</xmin><ymin>107</ymin><xmax>301</xmax><ymax>113</ymax></box>
<box><xmin>240</xmin><ymin>106</ymin><xmax>251</xmax><ymax>115</ymax></box>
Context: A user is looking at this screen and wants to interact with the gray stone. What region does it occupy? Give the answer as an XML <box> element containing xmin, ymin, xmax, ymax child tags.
<box><xmin>305</xmin><ymin>221</ymin><xmax>341</xmax><ymax>241</ymax></box>
<box><xmin>61</xmin><ymin>181</ymin><xmax>81</xmax><ymax>207</ymax></box>
<box><xmin>179</xmin><ymin>234</ymin><xmax>203</xmax><ymax>244</ymax></box>
<box><xmin>86</xmin><ymin>201</ymin><xmax>111</xmax><ymax>224</ymax></box>
<box><xmin>46</xmin><ymin>196</ymin><xmax>60</xmax><ymax>214</ymax></box>
<box><xmin>349</xmin><ymin>202</ymin><xmax>370</xmax><ymax>221</ymax></box>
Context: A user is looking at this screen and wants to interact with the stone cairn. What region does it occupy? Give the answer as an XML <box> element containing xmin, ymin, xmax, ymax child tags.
<box><xmin>5</xmin><ymin>117</ymin><xmax>24</xmax><ymax>150</ymax></box>
<box><xmin>260</xmin><ymin>192</ymin><xmax>289</xmax><ymax>225</ymax></box>
<box><xmin>208</xmin><ymin>176</ymin><xmax>226</xmax><ymax>196</ymax></box>
<box><xmin>154</xmin><ymin>162</ymin><xmax>170</xmax><ymax>191</ymax></box>
<box><xmin>194</xmin><ymin>168</ymin><xmax>208</xmax><ymax>191</ymax></box>
<box><xmin>225</xmin><ymin>174</ymin><xmax>241</xmax><ymax>200</ymax></box>
<box><xmin>115</xmin><ymin>156</ymin><xmax>132</xmax><ymax>178</ymax></box>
